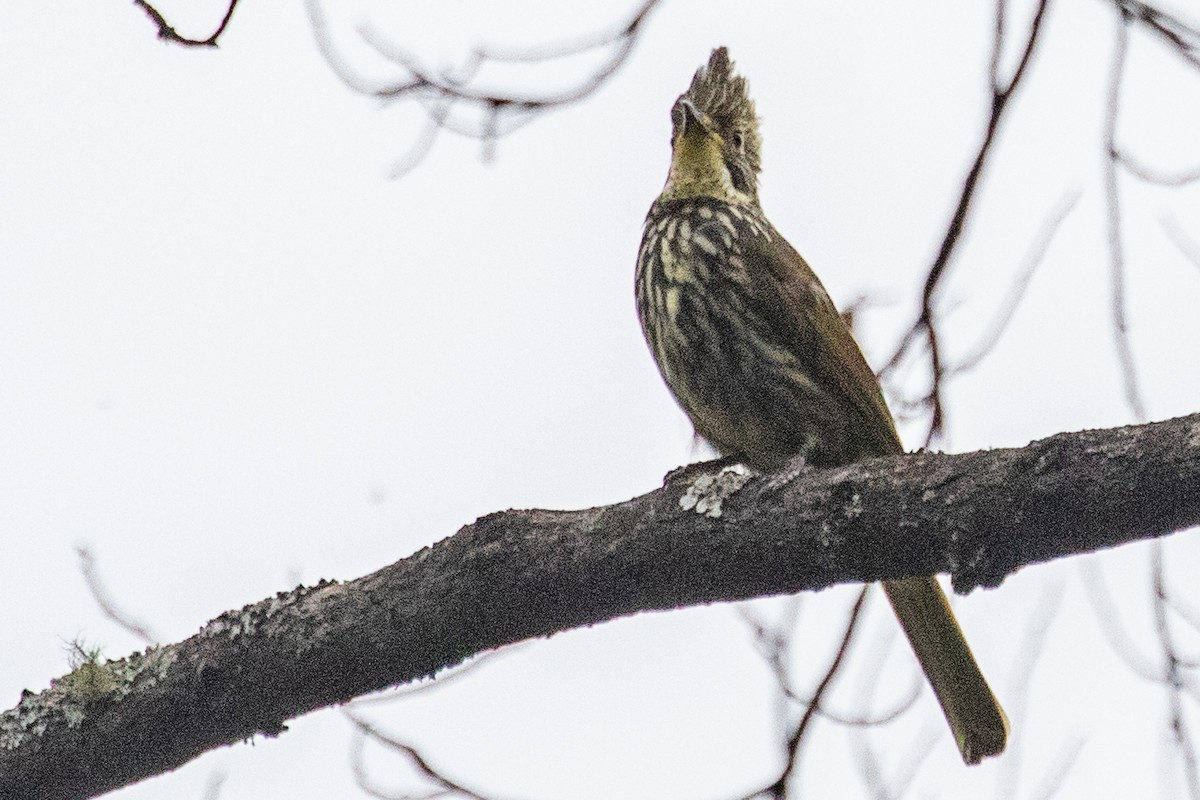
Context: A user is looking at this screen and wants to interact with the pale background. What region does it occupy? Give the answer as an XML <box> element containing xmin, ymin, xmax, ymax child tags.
<box><xmin>2</xmin><ymin>1</ymin><xmax>1199</xmax><ymax>798</ymax></box>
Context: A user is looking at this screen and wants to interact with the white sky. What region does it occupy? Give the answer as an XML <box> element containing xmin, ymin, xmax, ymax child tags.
<box><xmin>2</xmin><ymin>1</ymin><xmax>1200</xmax><ymax>799</ymax></box>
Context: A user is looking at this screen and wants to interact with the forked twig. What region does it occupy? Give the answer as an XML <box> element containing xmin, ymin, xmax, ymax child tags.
<box><xmin>306</xmin><ymin>0</ymin><xmax>662</xmax><ymax>176</ymax></box>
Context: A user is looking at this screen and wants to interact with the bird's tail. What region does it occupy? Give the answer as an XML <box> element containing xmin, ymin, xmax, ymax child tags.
<box><xmin>883</xmin><ymin>575</ymin><xmax>1008</xmax><ymax>764</ymax></box>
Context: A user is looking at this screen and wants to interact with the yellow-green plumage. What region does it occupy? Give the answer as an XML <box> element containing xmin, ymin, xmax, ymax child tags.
<box><xmin>635</xmin><ymin>47</ymin><xmax>1007</xmax><ymax>764</ymax></box>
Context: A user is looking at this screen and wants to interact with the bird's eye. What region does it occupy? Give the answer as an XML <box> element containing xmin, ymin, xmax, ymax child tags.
<box><xmin>731</xmin><ymin>131</ymin><xmax>744</xmax><ymax>150</ymax></box>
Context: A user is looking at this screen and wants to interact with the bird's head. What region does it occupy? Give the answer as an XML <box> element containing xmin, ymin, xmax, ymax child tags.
<box><xmin>660</xmin><ymin>47</ymin><xmax>762</xmax><ymax>207</ymax></box>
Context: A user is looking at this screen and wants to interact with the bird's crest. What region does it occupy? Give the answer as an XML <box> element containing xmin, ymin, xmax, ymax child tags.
<box><xmin>681</xmin><ymin>47</ymin><xmax>762</xmax><ymax>178</ymax></box>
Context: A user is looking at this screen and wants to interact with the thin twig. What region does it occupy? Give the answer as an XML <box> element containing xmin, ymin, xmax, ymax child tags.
<box><xmin>1079</xmin><ymin>558</ymin><xmax>1161</xmax><ymax>681</ymax></box>
<box><xmin>1115</xmin><ymin>0</ymin><xmax>1200</xmax><ymax>69</ymax></box>
<box><xmin>888</xmin><ymin>728</ymin><xmax>939</xmax><ymax>798</ymax></box>
<box><xmin>1102</xmin><ymin>4</ymin><xmax>1148</xmax><ymax>421</ymax></box>
<box><xmin>346</xmin><ymin>713</ymin><xmax>494</xmax><ymax>800</ymax></box>
<box><xmin>76</xmin><ymin>546</ymin><xmax>158</xmax><ymax>644</ymax></box>
<box><xmin>389</xmin><ymin>101</ymin><xmax>453</xmax><ymax>179</ymax></box>
<box><xmin>130</xmin><ymin>0</ymin><xmax>240</xmax><ymax>47</ymax></box>
<box><xmin>202</xmin><ymin>770</ymin><xmax>227</xmax><ymax>800</ymax></box>
<box><xmin>768</xmin><ymin>587</ymin><xmax>871</xmax><ymax>799</ymax></box>
<box><xmin>995</xmin><ymin>576</ymin><xmax>1067</xmax><ymax>800</ymax></box>
<box><xmin>883</xmin><ymin>0</ymin><xmax>1055</xmax><ymax>445</ymax></box>
<box><xmin>733</xmin><ymin>588</ymin><xmax>872</xmax><ymax>799</ymax></box>
<box><xmin>306</xmin><ymin>0</ymin><xmax>663</xmax><ymax>174</ymax></box>
<box><xmin>739</xmin><ymin>600</ymin><xmax>804</xmax><ymax>740</ymax></box>
<box><xmin>852</xmin><ymin>736</ymin><xmax>895</xmax><ymax>800</ymax></box>
<box><xmin>1116</xmin><ymin>151</ymin><xmax>1200</xmax><ymax>187</ymax></box>
<box><xmin>1152</xmin><ymin>542</ymin><xmax>1200</xmax><ymax>799</ymax></box>
<box><xmin>1163</xmin><ymin>215</ymin><xmax>1200</xmax><ymax>274</ymax></box>
<box><xmin>1027</xmin><ymin>736</ymin><xmax>1087</xmax><ymax>800</ymax></box>
<box><xmin>853</xmin><ymin>723</ymin><xmax>938</xmax><ymax>800</ymax></box>
<box><xmin>739</xmin><ymin>600</ymin><xmax>921</xmax><ymax>728</ymax></box>
<box><xmin>950</xmin><ymin>191</ymin><xmax>1080</xmax><ymax>375</ymax></box>
<box><xmin>802</xmin><ymin>683</ymin><xmax>921</xmax><ymax>729</ymax></box>
<box><xmin>1165</xmin><ymin>578</ymin><xmax>1200</xmax><ymax>640</ymax></box>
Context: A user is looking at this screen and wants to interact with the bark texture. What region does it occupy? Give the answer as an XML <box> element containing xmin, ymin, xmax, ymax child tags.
<box><xmin>3</xmin><ymin>413</ymin><xmax>1199</xmax><ymax>800</ymax></box>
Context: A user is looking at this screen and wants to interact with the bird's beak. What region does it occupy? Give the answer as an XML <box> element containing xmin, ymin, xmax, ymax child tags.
<box><xmin>674</xmin><ymin>99</ymin><xmax>709</xmax><ymax>141</ymax></box>
<box><xmin>664</xmin><ymin>97</ymin><xmax>731</xmax><ymax>200</ymax></box>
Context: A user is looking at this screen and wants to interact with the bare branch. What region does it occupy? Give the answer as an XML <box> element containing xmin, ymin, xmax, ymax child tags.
<box><xmin>883</xmin><ymin>0</ymin><xmax>1055</xmax><ymax>444</ymax></box>
<box><xmin>130</xmin><ymin>0</ymin><xmax>240</xmax><ymax>48</ymax></box>
<box><xmin>3</xmin><ymin>413</ymin><xmax>1200</xmax><ymax>800</ymax></box>
<box><xmin>306</xmin><ymin>0</ymin><xmax>662</xmax><ymax>174</ymax></box>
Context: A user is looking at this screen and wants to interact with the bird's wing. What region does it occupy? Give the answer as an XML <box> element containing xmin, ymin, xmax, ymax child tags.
<box><xmin>743</xmin><ymin>224</ymin><xmax>904</xmax><ymax>461</ymax></box>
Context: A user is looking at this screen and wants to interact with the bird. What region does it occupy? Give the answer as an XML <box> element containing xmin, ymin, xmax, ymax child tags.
<box><xmin>634</xmin><ymin>47</ymin><xmax>1007</xmax><ymax>764</ymax></box>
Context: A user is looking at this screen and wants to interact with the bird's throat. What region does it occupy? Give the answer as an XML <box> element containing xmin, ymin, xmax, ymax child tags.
<box><xmin>662</xmin><ymin>132</ymin><xmax>749</xmax><ymax>205</ymax></box>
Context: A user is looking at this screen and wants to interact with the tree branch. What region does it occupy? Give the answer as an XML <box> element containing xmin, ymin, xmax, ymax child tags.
<box><xmin>1102</xmin><ymin>3</ymin><xmax>1148</xmax><ymax>421</ymax></box>
<box><xmin>130</xmin><ymin>0</ymin><xmax>240</xmax><ymax>48</ymax></box>
<box><xmin>883</xmin><ymin>0</ymin><xmax>1054</xmax><ymax>443</ymax></box>
<box><xmin>3</xmin><ymin>413</ymin><xmax>1200</xmax><ymax>800</ymax></box>
<box><xmin>1116</xmin><ymin>0</ymin><xmax>1200</xmax><ymax>69</ymax></box>
<box><xmin>306</xmin><ymin>0</ymin><xmax>662</xmax><ymax>176</ymax></box>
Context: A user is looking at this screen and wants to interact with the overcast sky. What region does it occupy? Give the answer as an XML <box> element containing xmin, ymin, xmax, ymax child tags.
<box><xmin>3</xmin><ymin>1</ymin><xmax>1200</xmax><ymax>799</ymax></box>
